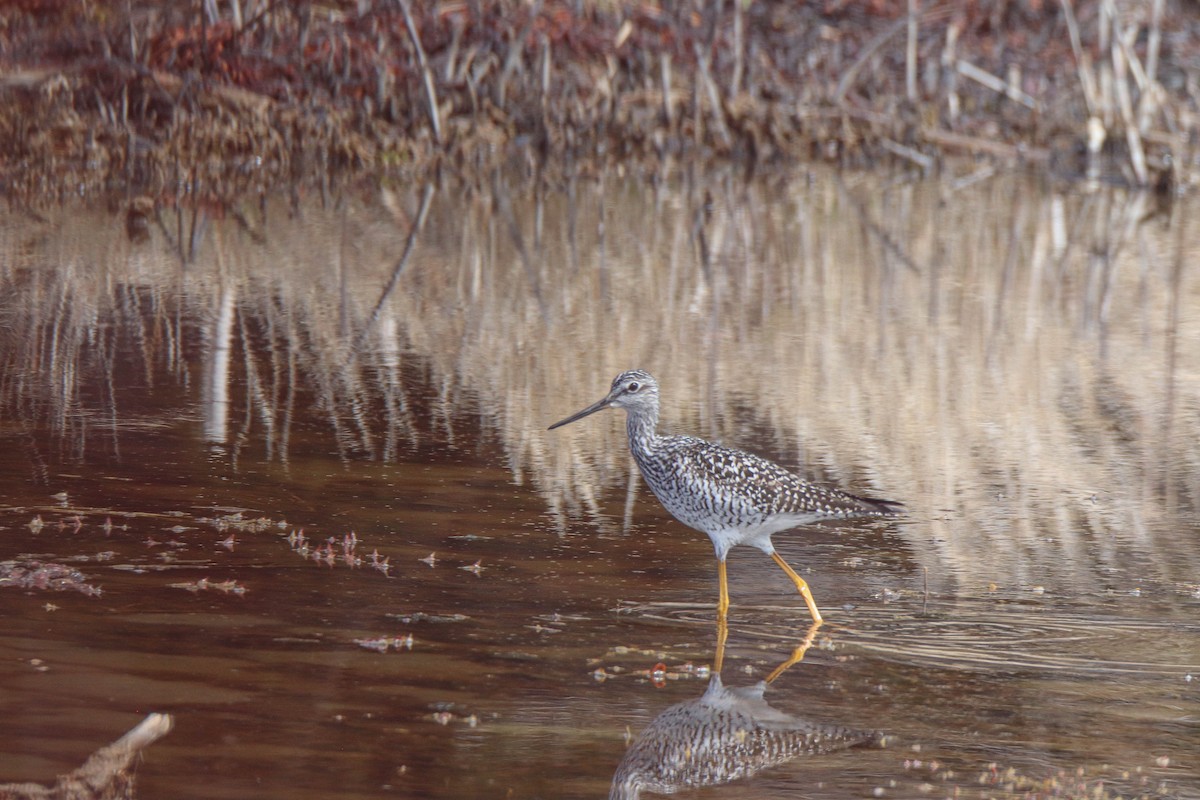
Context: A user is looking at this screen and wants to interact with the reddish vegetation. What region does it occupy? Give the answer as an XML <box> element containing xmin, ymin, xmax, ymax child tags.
<box><xmin>0</xmin><ymin>1</ymin><xmax>1194</xmax><ymax>202</ymax></box>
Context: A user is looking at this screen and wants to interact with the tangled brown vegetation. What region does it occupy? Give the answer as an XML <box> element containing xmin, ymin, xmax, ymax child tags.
<box><xmin>0</xmin><ymin>1</ymin><xmax>1195</xmax><ymax>204</ymax></box>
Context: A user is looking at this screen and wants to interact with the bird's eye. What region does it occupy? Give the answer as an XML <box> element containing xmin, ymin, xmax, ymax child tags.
<box><xmin>626</xmin><ymin>382</ymin><xmax>640</xmax><ymax>393</ymax></box>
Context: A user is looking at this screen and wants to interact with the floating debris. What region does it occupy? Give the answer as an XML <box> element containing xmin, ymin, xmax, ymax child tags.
<box><xmin>587</xmin><ymin>646</ymin><xmax>713</xmax><ymax>684</ymax></box>
<box><xmin>339</xmin><ymin>533</ymin><xmax>361</xmax><ymax>567</ymax></box>
<box><xmin>386</xmin><ymin>611</ymin><xmax>468</xmax><ymax>624</ymax></box>
<box><xmin>0</xmin><ymin>560</ymin><xmax>102</xmax><ymax>596</ymax></box>
<box><xmin>427</xmin><ymin>707</ymin><xmax>479</xmax><ymax>728</ymax></box>
<box><xmin>55</xmin><ymin>551</ymin><xmax>114</xmax><ymax>564</ymax></box>
<box><xmin>286</xmin><ymin>528</ymin><xmax>395</xmax><ymax>576</ymax></box>
<box><xmin>167</xmin><ymin>578</ymin><xmax>248</xmax><ymax>595</ymax></box>
<box><xmin>316</xmin><ymin>542</ymin><xmax>337</xmax><ymax>568</ymax></box>
<box><xmin>205</xmin><ymin>513</ymin><xmax>281</xmax><ymax>533</ymax></box>
<box><xmin>353</xmin><ymin>634</ymin><xmax>414</xmax><ymax>653</ymax></box>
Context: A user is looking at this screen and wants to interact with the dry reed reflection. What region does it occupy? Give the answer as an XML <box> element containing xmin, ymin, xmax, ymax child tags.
<box><xmin>1</xmin><ymin>169</ymin><xmax>1197</xmax><ymax>598</ymax></box>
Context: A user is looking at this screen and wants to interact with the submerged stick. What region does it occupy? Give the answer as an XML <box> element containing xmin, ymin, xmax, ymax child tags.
<box><xmin>906</xmin><ymin>0</ymin><xmax>918</xmax><ymax>102</ymax></box>
<box><xmin>881</xmin><ymin>138</ymin><xmax>934</xmax><ymax>170</ymax></box>
<box><xmin>731</xmin><ymin>0</ymin><xmax>744</xmax><ymax>98</ymax></box>
<box><xmin>834</xmin><ymin>173</ymin><xmax>921</xmax><ymax>274</ymax></box>
<box><xmin>942</xmin><ymin>18</ymin><xmax>960</xmax><ymax>123</ymax></box>
<box><xmin>496</xmin><ymin>0</ymin><xmax>541</xmax><ymax>108</ymax></box>
<box><xmin>0</xmin><ymin>714</ymin><xmax>173</xmax><ymax>800</ymax></box>
<box><xmin>1059</xmin><ymin>0</ymin><xmax>1097</xmax><ymax>114</ymax></box>
<box><xmin>834</xmin><ymin>15</ymin><xmax>908</xmax><ymax>103</ymax></box>
<box><xmin>956</xmin><ymin>59</ymin><xmax>1038</xmax><ymax>109</ymax></box>
<box><xmin>659</xmin><ymin>52</ymin><xmax>673</xmax><ymax>127</ymax></box>
<box><xmin>358</xmin><ymin>181</ymin><xmax>437</xmax><ymax>349</ymax></box>
<box><xmin>1112</xmin><ymin>26</ymin><xmax>1148</xmax><ymax>184</ymax></box>
<box><xmin>693</xmin><ymin>40</ymin><xmax>731</xmax><ymax>147</ymax></box>
<box><xmin>1135</xmin><ymin>0</ymin><xmax>1164</xmax><ymax>135</ymax></box>
<box><xmin>398</xmin><ymin>0</ymin><xmax>442</xmax><ymax>144</ymax></box>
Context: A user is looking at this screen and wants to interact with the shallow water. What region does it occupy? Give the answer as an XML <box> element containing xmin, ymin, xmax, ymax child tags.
<box><xmin>1</xmin><ymin>168</ymin><xmax>1198</xmax><ymax>799</ymax></box>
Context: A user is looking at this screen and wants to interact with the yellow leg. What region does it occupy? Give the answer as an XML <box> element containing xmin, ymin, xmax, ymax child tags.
<box><xmin>765</xmin><ymin>621</ymin><xmax>822</xmax><ymax>684</ymax></box>
<box><xmin>770</xmin><ymin>551</ymin><xmax>824</xmax><ymax>624</ymax></box>
<box><xmin>714</xmin><ymin>560</ymin><xmax>730</xmax><ymax>674</ymax></box>
<box><xmin>717</xmin><ymin>558</ymin><xmax>730</xmax><ymax>621</ymax></box>
<box><xmin>714</xmin><ymin>614</ymin><xmax>729</xmax><ymax>674</ymax></box>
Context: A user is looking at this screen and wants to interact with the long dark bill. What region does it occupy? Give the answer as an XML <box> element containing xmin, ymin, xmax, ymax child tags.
<box><xmin>548</xmin><ymin>396</ymin><xmax>612</xmax><ymax>430</ymax></box>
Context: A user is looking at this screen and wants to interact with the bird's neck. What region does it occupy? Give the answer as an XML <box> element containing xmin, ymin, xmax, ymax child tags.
<box><xmin>625</xmin><ymin>409</ymin><xmax>659</xmax><ymax>456</ymax></box>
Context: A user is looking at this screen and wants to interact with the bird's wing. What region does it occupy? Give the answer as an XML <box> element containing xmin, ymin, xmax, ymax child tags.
<box><xmin>666</xmin><ymin>438</ymin><xmax>807</xmax><ymax>515</ymax></box>
<box><xmin>668</xmin><ymin>437</ymin><xmax>896</xmax><ymax>518</ymax></box>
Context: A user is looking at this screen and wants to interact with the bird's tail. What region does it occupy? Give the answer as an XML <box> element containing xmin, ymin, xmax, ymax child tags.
<box><xmin>854</xmin><ymin>494</ymin><xmax>905</xmax><ymax>516</ymax></box>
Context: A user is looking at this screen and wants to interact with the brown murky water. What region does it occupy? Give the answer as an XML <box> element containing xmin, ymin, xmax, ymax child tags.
<box><xmin>1</xmin><ymin>169</ymin><xmax>1198</xmax><ymax>799</ymax></box>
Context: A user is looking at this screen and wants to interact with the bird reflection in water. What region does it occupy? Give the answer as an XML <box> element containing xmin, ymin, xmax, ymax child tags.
<box><xmin>610</xmin><ymin>624</ymin><xmax>877</xmax><ymax>800</ymax></box>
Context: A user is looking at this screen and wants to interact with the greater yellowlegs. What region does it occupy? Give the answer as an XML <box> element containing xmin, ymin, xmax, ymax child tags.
<box><xmin>549</xmin><ymin>369</ymin><xmax>902</xmax><ymax>623</ymax></box>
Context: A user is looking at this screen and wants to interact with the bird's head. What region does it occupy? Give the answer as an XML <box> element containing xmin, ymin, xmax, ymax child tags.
<box><xmin>548</xmin><ymin>369</ymin><xmax>660</xmax><ymax>429</ymax></box>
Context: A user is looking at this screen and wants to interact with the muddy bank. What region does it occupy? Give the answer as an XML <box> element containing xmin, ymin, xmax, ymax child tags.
<box><xmin>1</xmin><ymin>1</ymin><xmax>1194</xmax><ymax>203</ymax></box>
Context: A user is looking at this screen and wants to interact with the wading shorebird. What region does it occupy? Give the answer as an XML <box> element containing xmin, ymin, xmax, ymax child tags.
<box><xmin>549</xmin><ymin>369</ymin><xmax>902</xmax><ymax>623</ymax></box>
